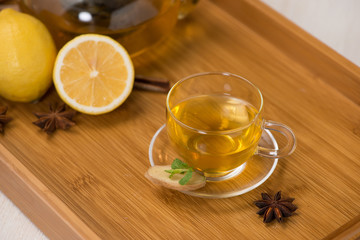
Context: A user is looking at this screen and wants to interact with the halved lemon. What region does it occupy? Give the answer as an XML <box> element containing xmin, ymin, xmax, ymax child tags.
<box><xmin>53</xmin><ymin>34</ymin><xmax>134</xmax><ymax>115</ymax></box>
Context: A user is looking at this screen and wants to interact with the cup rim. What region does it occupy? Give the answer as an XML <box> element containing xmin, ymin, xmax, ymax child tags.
<box><xmin>166</xmin><ymin>72</ymin><xmax>264</xmax><ymax>134</ymax></box>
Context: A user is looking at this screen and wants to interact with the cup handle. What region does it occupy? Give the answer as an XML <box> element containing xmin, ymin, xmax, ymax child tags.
<box><xmin>257</xmin><ymin>120</ymin><xmax>296</xmax><ymax>158</ymax></box>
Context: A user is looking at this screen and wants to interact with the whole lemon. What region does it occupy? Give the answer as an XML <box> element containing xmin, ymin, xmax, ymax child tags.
<box><xmin>0</xmin><ymin>9</ymin><xmax>56</xmax><ymax>102</ymax></box>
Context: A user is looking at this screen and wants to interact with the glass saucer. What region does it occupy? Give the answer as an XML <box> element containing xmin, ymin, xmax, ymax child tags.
<box><xmin>148</xmin><ymin>125</ymin><xmax>278</xmax><ymax>199</ymax></box>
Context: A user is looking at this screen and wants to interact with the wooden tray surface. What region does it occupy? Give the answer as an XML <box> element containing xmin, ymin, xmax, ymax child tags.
<box><xmin>1</xmin><ymin>0</ymin><xmax>360</xmax><ymax>239</ymax></box>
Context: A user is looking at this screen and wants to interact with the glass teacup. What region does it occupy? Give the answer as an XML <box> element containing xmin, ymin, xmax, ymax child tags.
<box><xmin>166</xmin><ymin>72</ymin><xmax>296</xmax><ymax>181</ymax></box>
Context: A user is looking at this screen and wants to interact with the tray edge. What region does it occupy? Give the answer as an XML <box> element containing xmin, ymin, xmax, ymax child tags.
<box><xmin>0</xmin><ymin>144</ymin><xmax>100</xmax><ymax>240</ymax></box>
<box><xmin>212</xmin><ymin>0</ymin><xmax>360</xmax><ymax>105</ymax></box>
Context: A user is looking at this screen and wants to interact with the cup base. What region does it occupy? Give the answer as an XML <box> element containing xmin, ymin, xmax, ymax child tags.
<box><xmin>203</xmin><ymin>163</ymin><xmax>247</xmax><ymax>182</ymax></box>
<box><xmin>149</xmin><ymin>124</ymin><xmax>279</xmax><ymax>198</ymax></box>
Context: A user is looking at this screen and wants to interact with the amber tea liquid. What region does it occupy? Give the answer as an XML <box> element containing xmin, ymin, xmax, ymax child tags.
<box><xmin>167</xmin><ymin>94</ymin><xmax>263</xmax><ymax>178</ymax></box>
<box><xmin>19</xmin><ymin>0</ymin><xmax>180</xmax><ymax>57</ymax></box>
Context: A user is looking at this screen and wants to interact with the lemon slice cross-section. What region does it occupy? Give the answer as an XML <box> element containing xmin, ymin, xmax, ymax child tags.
<box><xmin>53</xmin><ymin>34</ymin><xmax>134</xmax><ymax>115</ymax></box>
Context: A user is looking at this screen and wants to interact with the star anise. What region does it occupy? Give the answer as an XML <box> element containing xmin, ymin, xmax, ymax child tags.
<box><xmin>0</xmin><ymin>106</ymin><xmax>12</xmax><ymax>134</ymax></box>
<box><xmin>254</xmin><ymin>191</ymin><xmax>297</xmax><ymax>223</ymax></box>
<box><xmin>32</xmin><ymin>103</ymin><xmax>76</xmax><ymax>134</ymax></box>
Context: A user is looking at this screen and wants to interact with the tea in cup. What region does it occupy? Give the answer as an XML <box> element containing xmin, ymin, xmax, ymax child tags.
<box><xmin>166</xmin><ymin>72</ymin><xmax>296</xmax><ymax>181</ymax></box>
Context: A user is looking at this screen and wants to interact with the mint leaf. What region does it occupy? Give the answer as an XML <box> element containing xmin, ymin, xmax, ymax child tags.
<box><xmin>165</xmin><ymin>159</ymin><xmax>195</xmax><ymax>185</ymax></box>
<box><xmin>179</xmin><ymin>168</ymin><xmax>193</xmax><ymax>185</ymax></box>
<box><xmin>171</xmin><ymin>158</ymin><xmax>189</xmax><ymax>169</ymax></box>
<box><xmin>164</xmin><ymin>169</ymin><xmax>187</xmax><ymax>178</ymax></box>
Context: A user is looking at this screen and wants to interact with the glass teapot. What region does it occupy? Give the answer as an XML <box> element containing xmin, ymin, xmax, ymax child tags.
<box><xmin>19</xmin><ymin>0</ymin><xmax>199</xmax><ymax>57</ymax></box>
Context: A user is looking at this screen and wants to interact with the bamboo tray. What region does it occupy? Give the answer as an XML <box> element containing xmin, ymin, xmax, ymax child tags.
<box><xmin>1</xmin><ymin>0</ymin><xmax>360</xmax><ymax>239</ymax></box>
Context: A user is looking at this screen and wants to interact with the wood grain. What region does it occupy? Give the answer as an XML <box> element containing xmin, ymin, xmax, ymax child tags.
<box><xmin>0</xmin><ymin>144</ymin><xmax>100</xmax><ymax>240</ymax></box>
<box><xmin>1</xmin><ymin>0</ymin><xmax>360</xmax><ymax>239</ymax></box>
